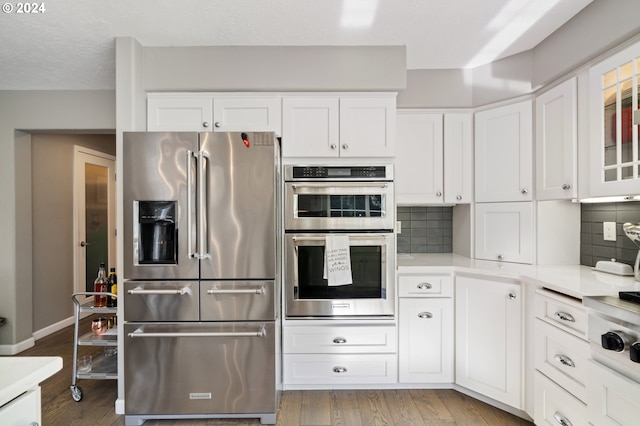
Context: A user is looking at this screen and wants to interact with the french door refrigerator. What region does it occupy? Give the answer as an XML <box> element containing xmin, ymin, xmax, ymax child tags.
<box><xmin>122</xmin><ymin>132</ymin><xmax>280</xmax><ymax>425</ymax></box>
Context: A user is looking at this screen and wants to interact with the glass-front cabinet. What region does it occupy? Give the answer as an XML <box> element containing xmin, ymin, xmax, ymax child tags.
<box><xmin>590</xmin><ymin>40</ymin><xmax>640</xmax><ymax>196</ymax></box>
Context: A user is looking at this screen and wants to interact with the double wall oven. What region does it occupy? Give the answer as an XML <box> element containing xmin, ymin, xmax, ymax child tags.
<box><xmin>284</xmin><ymin>165</ymin><xmax>395</xmax><ymax>318</ymax></box>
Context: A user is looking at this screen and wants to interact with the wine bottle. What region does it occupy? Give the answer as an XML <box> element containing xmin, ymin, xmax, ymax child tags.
<box><xmin>107</xmin><ymin>267</ymin><xmax>117</xmax><ymax>308</ymax></box>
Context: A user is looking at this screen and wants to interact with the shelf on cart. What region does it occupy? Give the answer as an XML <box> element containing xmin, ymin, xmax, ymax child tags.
<box><xmin>76</xmin><ymin>353</ymin><xmax>117</xmax><ymax>380</ymax></box>
<box><xmin>78</xmin><ymin>326</ymin><xmax>118</xmax><ymax>346</ymax></box>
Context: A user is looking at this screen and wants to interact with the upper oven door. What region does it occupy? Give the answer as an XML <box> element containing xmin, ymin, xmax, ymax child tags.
<box><xmin>284</xmin><ymin>182</ymin><xmax>395</xmax><ymax>230</ymax></box>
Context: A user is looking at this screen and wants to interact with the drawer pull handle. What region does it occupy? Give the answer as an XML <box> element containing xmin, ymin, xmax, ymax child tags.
<box><xmin>554</xmin><ymin>311</ymin><xmax>575</xmax><ymax>322</ymax></box>
<box><xmin>418</xmin><ymin>312</ymin><xmax>433</xmax><ymax>319</ymax></box>
<box><xmin>554</xmin><ymin>354</ymin><xmax>575</xmax><ymax>368</ymax></box>
<box><xmin>553</xmin><ymin>412</ymin><xmax>572</xmax><ymax>426</ymax></box>
<box><xmin>417</xmin><ymin>283</ymin><xmax>432</xmax><ymax>290</ymax></box>
<box><xmin>333</xmin><ymin>366</ymin><xmax>348</xmax><ymax>373</ymax></box>
<box><xmin>333</xmin><ymin>337</ymin><xmax>347</xmax><ymax>344</ymax></box>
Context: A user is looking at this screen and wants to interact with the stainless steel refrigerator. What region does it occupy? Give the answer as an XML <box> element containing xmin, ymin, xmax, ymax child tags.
<box><xmin>122</xmin><ymin>132</ymin><xmax>280</xmax><ymax>425</ymax></box>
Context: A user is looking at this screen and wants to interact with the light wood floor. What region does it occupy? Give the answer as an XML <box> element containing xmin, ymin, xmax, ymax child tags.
<box><xmin>17</xmin><ymin>315</ymin><xmax>533</xmax><ymax>425</ymax></box>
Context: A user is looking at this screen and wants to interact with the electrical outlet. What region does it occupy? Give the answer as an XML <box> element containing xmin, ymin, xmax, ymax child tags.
<box><xmin>603</xmin><ymin>222</ymin><xmax>617</xmax><ymax>241</ymax></box>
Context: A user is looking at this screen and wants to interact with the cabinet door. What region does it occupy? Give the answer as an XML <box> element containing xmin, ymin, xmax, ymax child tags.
<box><xmin>399</xmin><ymin>298</ymin><xmax>453</xmax><ymax>383</ymax></box>
<box><xmin>456</xmin><ymin>275</ymin><xmax>523</xmax><ymax>409</ymax></box>
<box><xmin>147</xmin><ymin>96</ymin><xmax>213</xmax><ymax>131</ymax></box>
<box><xmin>475</xmin><ymin>100</ymin><xmax>533</xmax><ymax>202</ymax></box>
<box><xmin>212</xmin><ymin>97</ymin><xmax>282</xmax><ymax>134</ymax></box>
<box><xmin>536</xmin><ymin>78</ymin><xmax>577</xmax><ymax>200</ymax></box>
<box><xmin>444</xmin><ymin>113</ymin><xmax>473</xmax><ymax>204</ymax></box>
<box><xmin>587</xmin><ymin>359</ymin><xmax>640</xmax><ymax>425</ymax></box>
<box><xmin>589</xmin><ymin>40</ymin><xmax>640</xmax><ymax>196</ymax></box>
<box><xmin>281</xmin><ymin>97</ymin><xmax>340</xmax><ymax>157</ymax></box>
<box><xmin>475</xmin><ymin>202</ymin><xmax>533</xmax><ymax>264</ymax></box>
<box><xmin>395</xmin><ymin>111</ymin><xmax>443</xmax><ymax>204</ymax></box>
<box><xmin>340</xmin><ymin>96</ymin><xmax>396</xmax><ymax>157</ymax></box>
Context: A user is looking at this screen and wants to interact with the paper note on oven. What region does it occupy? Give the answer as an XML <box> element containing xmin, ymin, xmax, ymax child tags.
<box><xmin>323</xmin><ymin>235</ymin><xmax>353</xmax><ymax>286</ymax></box>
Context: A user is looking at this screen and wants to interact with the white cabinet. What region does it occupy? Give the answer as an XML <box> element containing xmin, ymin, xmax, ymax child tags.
<box><xmin>535</xmin><ymin>77</ymin><xmax>577</xmax><ymax>200</ymax></box>
<box><xmin>444</xmin><ymin>113</ymin><xmax>473</xmax><ymax>204</ymax></box>
<box><xmin>398</xmin><ymin>273</ymin><xmax>453</xmax><ymax>384</ymax></box>
<box><xmin>147</xmin><ymin>93</ymin><xmax>282</xmax><ymax>134</ymax></box>
<box><xmin>475</xmin><ymin>100</ymin><xmax>533</xmax><ymax>202</ymax></box>
<box><xmin>282</xmin><ymin>323</ymin><xmax>397</xmax><ymax>386</ymax></box>
<box><xmin>534</xmin><ymin>371</ymin><xmax>587</xmax><ymax>426</ymax></box>
<box><xmin>587</xmin><ymin>359</ymin><xmax>640</xmax><ymax>425</ymax></box>
<box><xmin>455</xmin><ymin>275</ymin><xmax>523</xmax><ymax>409</ymax></box>
<box><xmin>0</xmin><ymin>387</ymin><xmax>41</xmax><ymax>425</ymax></box>
<box><xmin>395</xmin><ymin>111</ymin><xmax>472</xmax><ymax>205</ymax></box>
<box><xmin>281</xmin><ymin>94</ymin><xmax>396</xmax><ymax>158</ymax></box>
<box><xmin>588</xmin><ymin>40</ymin><xmax>640</xmax><ymax>196</ymax></box>
<box><xmin>395</xmin><ymin>111</ymin><xmax>444</xmax><ymax>204</ymax></box>
<box><xmin>474</xmin><ymin>202</ymin><xmax>534</xmax><ymax>264</ymax></box>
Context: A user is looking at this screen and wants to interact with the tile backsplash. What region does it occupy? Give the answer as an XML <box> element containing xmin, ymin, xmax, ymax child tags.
<box><xmin>397</xmin><ymin>206</ymin><xmax>453</xmax><ymax>254</ymax></box>
<box><xmin>580</xmin><ymin>201</ymin><xmax>640</xmax><ymax>267</ymax></box>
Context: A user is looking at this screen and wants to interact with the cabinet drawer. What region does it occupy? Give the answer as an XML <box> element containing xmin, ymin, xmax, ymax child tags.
<box><xmin>398</xmin><ymin>274</ymin><xmax>452</xmax><ymax>297</ymax></box>
<box><xmin>535</xmin><ymin>319</ymin><xmax>588</xmax><ymax>402</ymax></box>
<box><xmin>587</xmin><ymin>359</ymin><xmax>640</xmax><ymax>426</ymax></box>
<box><xmin>534</xmin><ymin>371</ymin><xmax>587</xmax><ymax>426</ymax></box>
<box><xmin>283</xmin><ymin>353</ymin><xmax>397</xmax><ymax>385</ymax></box>
<box><xmin>535</xmin><ymin>289</ymin><xmax>587</xmax><ymax>339</ymax></box>
<box><xmin>283</xmin><ymin>325</ymin><xmax>396</xmax><ymax>354</ymax></box>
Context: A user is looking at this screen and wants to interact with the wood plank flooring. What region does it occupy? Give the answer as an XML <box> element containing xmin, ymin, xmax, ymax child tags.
<box><xmin>15</xmin><ymin>315</ymin><xmax>533</xmax><ymax>425</ymax></box>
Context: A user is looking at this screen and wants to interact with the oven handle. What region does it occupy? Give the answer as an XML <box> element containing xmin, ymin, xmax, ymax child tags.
<box><xmin>128</xmin><ymin>327</ymin><xmax>266</xmax><ymax>339</ymax></box>
<box><xmin>128</xmin><ymin>287</ymin><xmax>191</xmax><ymax>296</ymax></box>
<box><xmin>292</xmin><ymin>235</ymin><xmax>389</xmax><ymax>242</ymax></box>
<box><xmin>207</xmin><ymin>286</ymin><xmax>265</xmax><ymax>295</ymax></box>
<box><xmin>290</xmin><ymin>183</ymin><xmax>389</xmax><ymax>190</ymax></box>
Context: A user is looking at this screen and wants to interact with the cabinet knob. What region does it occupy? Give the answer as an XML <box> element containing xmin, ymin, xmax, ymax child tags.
<box><xmin>553</xmin><ymin>412</ymin><xmax>573</xmax><ymax>426</ymax></box>
<box><xmin>562</xmin><ymin>184</ymin><xmax>571</xmax><ymax>190</ymax></box>
<box><xmin>456</xmin><ymin>195</ymin><xmax>462</xmax><ymax>201</ymax></box>
<box><xmin>417</xmin><ymin>283</ymin><xmax>432</xmax><ymax>290</ymax></box>
<box><xmin>418</xmin><ymin>312</ymin><xmax>433</xmax><ymax>319</ymax></box>
<box><xmin>333</xmin><ymin>337</ymin><xmax>347</xmax><ymax>344</ymax></box>
<box><xmin>554</xmin><ymin>354</ymin><xmax>575</xmax><ymax>368</ymax></box>
<box><xmin>330</xmin><ymin>144</ymin><xmax>337</xmax><ymax>150</ymax></box>
<box><xmin>342</xmin><ymin>143</ymin><xmax>349</xmax><ymax>150</ymax></box>
<box><xmin>202</xmin><ymin>122</ymin><xmax>209</xmax><ymax>128</ymax></box>
<box><xmin>332</xmin><ymin>366</ymin><xmax>348</xmax><ymax>373</ymax></box>
<box><xmin>436</xmin><ymin>191</ymin><xmax>442</xmax><ymax>197</ymax></box>
<box><xmin>497</xmin><ymin>254</ymin><xmax>504</xmax><ymax>261</ymax></box>
<box><xmin>521</xmin><ymin>188</ymin><xmax>528</xmax><ymax>194</ymax></box>
<box><xmin>214</xmin><ymin>122</ymin><xmax>221</xmax><ymax>128</ymax></box>
<box><xmin>509</xmin><ymin>293</ymin><xmax>516</xmax><ymax>300</ymax></box>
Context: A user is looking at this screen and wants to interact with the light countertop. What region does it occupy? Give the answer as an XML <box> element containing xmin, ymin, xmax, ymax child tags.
<box><xmin>397</xmin><ymin>253</ymin><xmax>640</xmax><ymax>299</ymax></box>
<box><xmin>0</xmin><ymin>356</ymin><xmax>62</xmax><ymax>407</ymax></box>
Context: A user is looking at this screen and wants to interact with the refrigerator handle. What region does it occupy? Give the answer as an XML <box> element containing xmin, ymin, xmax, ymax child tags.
<box><xmin>186</xmin><ymin>150</ymin><xmax>197</xmax><ymax>259</ymax></box>
<box><xmin>197</xmin><ymin>150</ymin><xmax>210</xmax><ymax>259</ymax></box>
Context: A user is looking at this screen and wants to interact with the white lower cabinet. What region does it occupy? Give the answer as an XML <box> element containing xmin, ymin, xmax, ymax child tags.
<box><xmin>587</xmin><ymin>359</ymin><xmax>640</xmax><ymax>426</ymax></box>
<box><xmin>455</xmin><ymin>275</ymin><xmax>523</xmax><ymax>409</ymax></box>
<box><xmin>534</xmin><ymin>371</ymin><xmax>587</xmax><ymax>426</ymax></box>
<box><xmin>282</xmin><ymin>323</ymin><xmax>397</xmax><ymax>386</ymax></box>
<box><xmin>0</xmin><ymin>387</ymin><xmax>41</xmax><ymax>425</ymax></box>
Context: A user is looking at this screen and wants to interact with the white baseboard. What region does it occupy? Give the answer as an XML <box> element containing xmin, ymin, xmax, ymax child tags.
<box><xmin>115</xmin><ymin>398</ymin><xmax>125</xmax><ymax>414</ymax></box>
<box><xmin>33</xmin><ymin>316</ymin><xmax>75</xmax><ymax>341</ymax></box>
<box><xmin>0</xmin><ymin>337</ymin><xmax>35</xmax><ymax>355</ymax></box>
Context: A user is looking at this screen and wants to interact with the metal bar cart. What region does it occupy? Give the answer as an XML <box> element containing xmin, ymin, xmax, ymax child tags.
<box><xmin>70</xmin><ymin>292</ymin><xmax>117</xmax><ymax>401</ymax></box>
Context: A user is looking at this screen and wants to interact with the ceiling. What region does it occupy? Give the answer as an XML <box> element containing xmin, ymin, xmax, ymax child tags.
<box><xmin>0</xmin><ymin>0</ymin><xmax>593</xmax><ymax>90</ymax></box>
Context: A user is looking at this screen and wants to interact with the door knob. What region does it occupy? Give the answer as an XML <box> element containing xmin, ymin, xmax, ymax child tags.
<box><xmin>80</xmin><ymin>241</ymin><xmax>91</xmax><ymax>247</ymax></box>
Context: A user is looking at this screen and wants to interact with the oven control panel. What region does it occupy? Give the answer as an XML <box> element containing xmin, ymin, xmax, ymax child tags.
<box><xmin>286</xmin><ymin>165</ymin><xmax>392</xmax><ymax>181</ymax></box>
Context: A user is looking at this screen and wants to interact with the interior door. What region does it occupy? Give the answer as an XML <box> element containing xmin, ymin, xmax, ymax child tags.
<box><xmin>74</xmin><ymin>147</ymin><xmax>116</xmax><ymax>294</ymax></box>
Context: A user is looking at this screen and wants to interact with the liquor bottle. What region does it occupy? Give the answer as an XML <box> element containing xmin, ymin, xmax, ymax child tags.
<box><xmin>93</xmin><ymin>262</ymin><xmax>107</xmax><ymax>308</ymax></box>
<box><xmin>106</xmin><ymin>267</ymin><xmax>117</xmax><ymax>308</ymax></box>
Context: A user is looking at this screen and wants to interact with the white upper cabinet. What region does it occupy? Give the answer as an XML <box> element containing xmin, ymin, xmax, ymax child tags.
<box><xmin>475</xmin><ymin>100</ymin><xmax>533</xmax><ymax>202</ymax></box>
<box><xmin>444</xmin><ymin>113</ymin><xmax>473</xmax><ymax>204</ymax></box>
<box><xmin>395</xmin><ymin>111</ymin><xmax>472</xmax><ymax>205</ymax></box>
<box><xmin>282</xmin><ymin>94</ymin><xmax>396</xmax><ymax>158</ymax></box>
<box><xmin>147</xmin><ymin>94</ymin><xmax>282</xmax><ymax>134</ymax></box>
<box><xmin>395</xmin><ymin>111</ymin><xmax>444</xmax><ymax>204</ymax></box>
<box><xmin>589</xmin><ymin>40</ymin><xmax>640</xmax><ymax>196</ymax></box>
<box><xmin>535</xmin><ymin>77</ymin><xmax>578</xmax><ymax>200</ymax></box>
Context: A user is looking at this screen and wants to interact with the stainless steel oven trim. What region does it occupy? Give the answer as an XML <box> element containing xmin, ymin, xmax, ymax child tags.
<box><xmin>284</xmin><ymin>232</ymin><xmax>395</xmax><ymax>317</ymax></box>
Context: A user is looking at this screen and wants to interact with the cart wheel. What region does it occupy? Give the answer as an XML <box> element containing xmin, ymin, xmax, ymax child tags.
<box><xmin>71</xmin><ymin>385</ymin><xmax>83</xmax><ymax>402</ymax></box>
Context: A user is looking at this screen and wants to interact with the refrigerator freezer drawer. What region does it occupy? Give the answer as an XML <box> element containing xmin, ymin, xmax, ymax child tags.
<box><xmin>124</xmin><ymin>322</ymin><xmax>276</xmax><ymax>415</ymax></box>
<box><xmin>200</xmin><ymin>280</ymin><xmax>275</xmax><ymax>321</ymax></box>
<box><xmin>124</xmin><ymin>281</ymin><xmax>200</xmax><ymax>322</ymax></box>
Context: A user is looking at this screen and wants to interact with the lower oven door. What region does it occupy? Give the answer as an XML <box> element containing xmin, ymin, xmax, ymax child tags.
<box><xmin>285</xmin><ymin>232</ymin><xmax>395</xmax><ymax>317</ymax></box>
<box><xmin>124</xmin><ymin>322</ymin><xmax>276</xmax><ymax>415</ymax></box>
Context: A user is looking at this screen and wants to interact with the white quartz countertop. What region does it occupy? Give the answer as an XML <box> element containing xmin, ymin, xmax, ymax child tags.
<box><xmin>0</xmin><ymin>356</ymin><xmax>62</xmax><ymax>407</ymax></box>
<box><xmin>397</xmin><ymin>253</ymin><xmax>640</xmax><ymax>299</ymax></box>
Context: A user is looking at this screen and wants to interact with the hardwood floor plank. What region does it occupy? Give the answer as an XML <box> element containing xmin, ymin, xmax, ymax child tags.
<box><xmin>300</xmin><ymin>390</ymin><xmax>331</xmax><ymax>425</ymax></box>
<box><xmin>356</xmin><ymin>390</ymin><xmax>394</xmax><ymax>426</ymax></box>
<box><xmin>408</xmin><ymin>389</ymin><xmax>456</xmax><ymax>424</ymax></box>
<box><xmin>330</xmin><ymin>390</ymin><xmax>363</xmax><ymax>426</ymax></box>
<box><xmin>383</xmin><ymin>389</ymin><xmax>426</xmax><ymax>426</ymax></box>
<box><xmin>437</xmin><ymin>389</ymin><xmax>489</xmax><ymax>425</ymax></box>
<box><xmin>276</xmin><ymin>390</ymin><xmax>302</xmax><ymax>426</ymax></box>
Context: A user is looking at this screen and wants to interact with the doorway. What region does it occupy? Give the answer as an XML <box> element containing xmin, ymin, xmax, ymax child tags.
<box><xmin>73</xmin><ymin>146</ymin><xmax>116</xmax><ymax>295</ymax></box>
